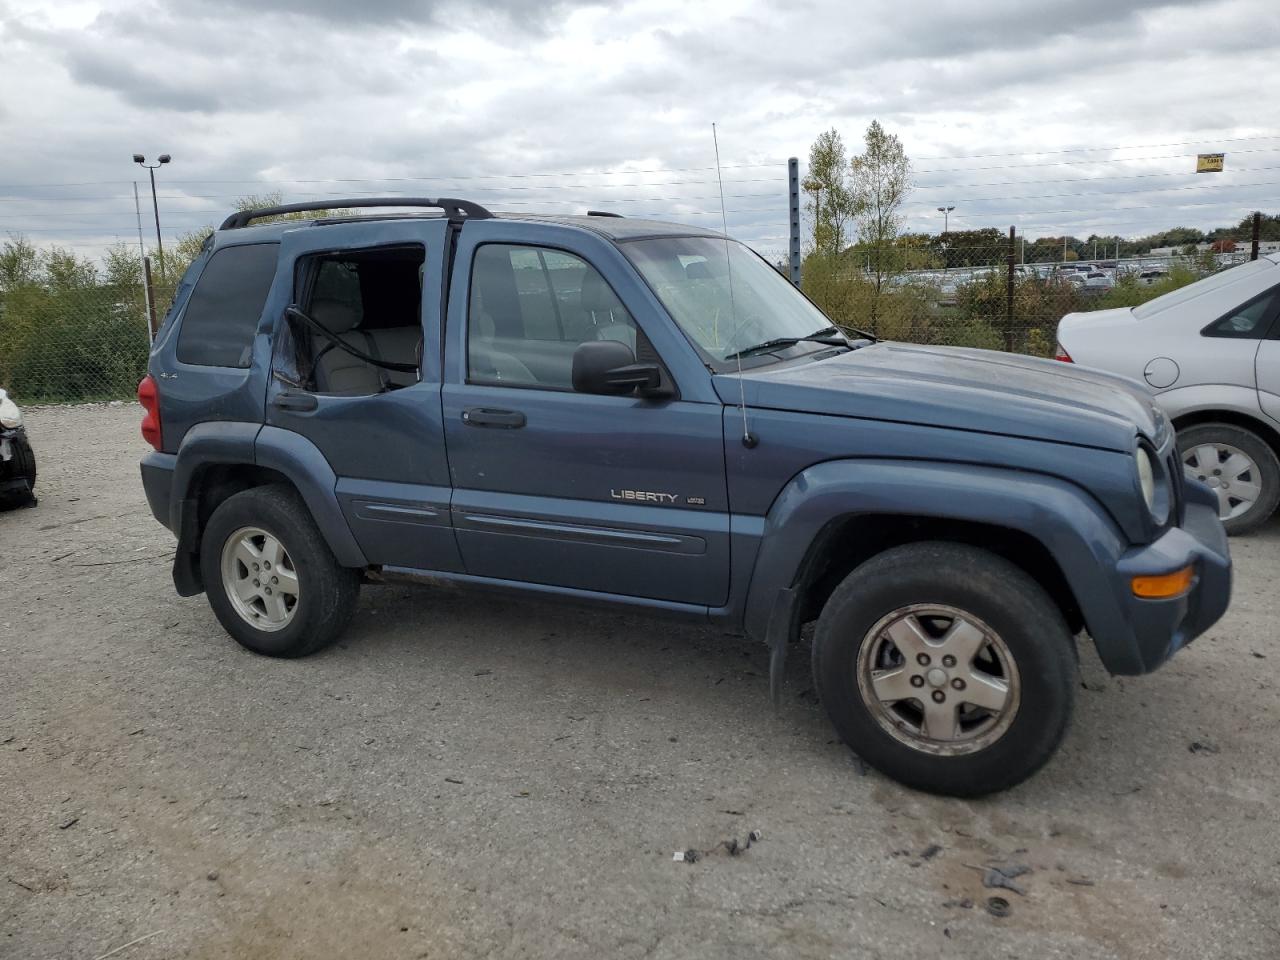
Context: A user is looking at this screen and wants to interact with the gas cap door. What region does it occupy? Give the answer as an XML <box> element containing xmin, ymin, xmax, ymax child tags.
<box><xmin>1143</xmin><ymin>356</ymin><xmax>1180</xmax><ymax>389</ymax></box>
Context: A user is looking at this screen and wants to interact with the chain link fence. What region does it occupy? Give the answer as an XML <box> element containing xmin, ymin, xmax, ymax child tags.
<box><xmin>801</xmin><ymin>238</ymin><xmax>1257</xmax><ymax>356</ymax></box>
<box><xmin>0</xmin><ymin>276</ymin><xmax>161</xmax><ymax>403</ymax></box>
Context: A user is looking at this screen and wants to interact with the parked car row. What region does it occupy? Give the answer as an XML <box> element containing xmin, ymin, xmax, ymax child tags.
<box><xmin>1057</xmin><ymin>250</ymin><xmax>1280</xmax><ymax>534</ymax></box>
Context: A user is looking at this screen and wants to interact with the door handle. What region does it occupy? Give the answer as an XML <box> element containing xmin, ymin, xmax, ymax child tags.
<box><xmin>462</xmin><ymin>407</ymin><xmax>526</xmax><ymax>429</ymax></box>
<box><xmin>273</xmin><ymin>390</ymin><xmax>319</xmax><ymax>412</ymax></box>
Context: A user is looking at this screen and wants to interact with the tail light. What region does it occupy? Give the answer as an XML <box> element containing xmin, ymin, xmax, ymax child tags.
<box><xmin>138</xmin><ymin>375</ymin><xmax>163</xmax><ymax>451</ymax></box>
<box><xmin>1053</xmin><ymin>343</ymin><xmax>1073</xmax><ymax>363</ymax></box>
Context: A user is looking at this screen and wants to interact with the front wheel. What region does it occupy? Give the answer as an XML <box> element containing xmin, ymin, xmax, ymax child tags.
<box><xmin>200</xmin><ymin>485</ymin><xmax>360</xmax><ymax>657</ymax></box>
<box><xmin>1178</xmin><ymin>422</ymin><xmax>1280</xmax><ymax>536</ymax></box>
<box><xmin>812</xmin><ymin>542</ymin><xmax>1076</xmax><ymax>797</ymax></box>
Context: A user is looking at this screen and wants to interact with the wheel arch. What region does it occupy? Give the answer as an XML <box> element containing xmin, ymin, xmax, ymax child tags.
<box><xmin>741</xmin><ymin>460</ymin><xmax>1129</xmax><ymax>662</ymax></box>
<box><xmin>169</xmin><ymin>424</ymin><xmax>367</xmax><ymax>595</ymax></box>
<box><xmin>1171</xmin><ymin>408</ymin><xmax>1280</xmax><ymax>461</ymax></box>
<box><xmin>794</xmin><ymin>514</ymin><xmax>1084</xmax><ymax>638</ymax></box>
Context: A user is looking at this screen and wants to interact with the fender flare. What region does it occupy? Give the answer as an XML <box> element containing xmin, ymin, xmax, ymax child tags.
<box><xmin>742</xmin><ymin>459</ymin><xmax>1134</xmax><ymax>667</ymax></box>
<box><xmin>253</xmin><ymin>426</ymin><xmax>368</xmax><ymax>567</ymax></box>
<box><xmin>168</xmin><ymin>422</ymin><xmax>367</xmax><ymax>586</ymax></box>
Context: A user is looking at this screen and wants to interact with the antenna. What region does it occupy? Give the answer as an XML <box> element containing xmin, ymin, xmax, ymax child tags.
<box><xmin>713</xmin><ymin>122</ymin><xmax>757</xmax><ymax>449</ymax></box>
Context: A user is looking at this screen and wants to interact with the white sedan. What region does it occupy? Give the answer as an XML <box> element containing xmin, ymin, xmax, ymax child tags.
<box><xmin>1056</xmin><ymin>252</ymin><xmax>1280</xmax><ymax>534</ymax></box>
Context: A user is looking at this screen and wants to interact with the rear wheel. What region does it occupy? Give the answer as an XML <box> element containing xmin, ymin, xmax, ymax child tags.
<box><xmin>1178</xmin><ymin>423</ymin><xmax>1280</xmax><ymax>536</ymax></box>
<box><xmin>812</xmin><ymin>542</ymin><xmax>1075</xmax><ymax>797</ymax></box>
<box><xmin>200</xmin><ymin>485</ymin><xmax>360</xmax><ymax>657</ymax></box>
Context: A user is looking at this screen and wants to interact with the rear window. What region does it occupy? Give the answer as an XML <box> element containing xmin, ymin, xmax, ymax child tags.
<box><xmin>1133</xmin><ymin>258</ymin><xmax>1276</xmax><ymax>320</ymax></box>
<box><xmin>176</xmin><ymin>243</ymin><xmax>279</xmax><ymax>367</ymax></box>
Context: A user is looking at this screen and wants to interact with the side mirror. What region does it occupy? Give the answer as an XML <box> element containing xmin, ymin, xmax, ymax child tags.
<box><xmin>572</xmin><ymin>340</ymin><xmax>662</xmax><ymax>396</ymax></box>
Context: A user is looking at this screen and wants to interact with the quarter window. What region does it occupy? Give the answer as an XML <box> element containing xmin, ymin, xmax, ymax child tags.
<box><xmin>176</xmin><ymin>243</ymin><xmax>278</xmax><ymax>367</ymax></box>
<box><xmin>1204</xmin><ymin>287</ymin><xmax>1280</xmax><ymax>339</ymax></box>
<box><xmin>468</xmin><ymin>244</ymin><xmax>637</xmax><ymax>389</ymax></box>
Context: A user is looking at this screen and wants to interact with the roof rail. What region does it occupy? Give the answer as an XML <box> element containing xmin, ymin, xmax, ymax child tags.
<box><xmin>219</xmin><ymin>197</ymin><xmax>493</xmax><ymax>230</ymax></box>
<box><xmin>586</xmin><ymin>210</ymin><xmax>624</xmax><ymax>218</ymax></box>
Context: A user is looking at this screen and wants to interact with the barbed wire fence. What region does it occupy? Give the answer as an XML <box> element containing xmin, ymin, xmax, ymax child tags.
<box><xmin>0</xmin><ymin>143</ymin><xmax>1276</xmax><ymax>402</ymax></box>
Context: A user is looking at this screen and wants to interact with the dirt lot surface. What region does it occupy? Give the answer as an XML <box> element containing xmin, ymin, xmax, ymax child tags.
<box><xmin>2</xmin><ymin>403</ymin><xmax>1278</xmax><ymax>960</ymax></box>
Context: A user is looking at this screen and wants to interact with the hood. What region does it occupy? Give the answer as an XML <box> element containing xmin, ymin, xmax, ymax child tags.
<box><xmin>714</xmin><ymin>341</ymin><xmax>1165</xmax><ymax>452</ymax></box>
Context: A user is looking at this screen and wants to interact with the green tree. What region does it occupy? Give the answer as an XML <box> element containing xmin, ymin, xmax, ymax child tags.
<box><xmin>0</xmin><ymin>235</ymin><xmax>42</xmax><ymax>289</ymax></box>
<box><xmin>801</xmin><ymin>129</ymin><xmax>854</xmax><ymax>258</ymax></box>
<box><xmin>849</xmin><ymin>120</ymin><xmax>911</xmax><ymax>331</ymax></box>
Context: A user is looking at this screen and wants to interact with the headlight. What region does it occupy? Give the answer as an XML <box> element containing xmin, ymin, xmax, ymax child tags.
<box><xmin>1136</xmin><ymin>447</ymin><xmax>1156</xmax><ymax>512</ymax></box>
<box><xmin>1134</xmin><ymin>443</ymin><xmax>1173</xmax><ymax>528</ymax></box>
<box><xmin>0</xmin><ymin>390</ymin><xmax>22</xmax><ymax>429</ymax></box>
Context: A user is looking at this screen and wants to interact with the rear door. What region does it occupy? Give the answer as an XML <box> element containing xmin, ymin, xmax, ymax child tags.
<box><xmin>1254</xmin><ymin>292</ymin><xmax>1280</xmax><ymax>424</ymax></box>
<box><xmin>265</xmin><ymin>218</ymin><xmax>462</xmax><ymax>572</ymax></box>
<box><xmin>440</xmin><ymin>220</ymin><xmax>731</xmax><ymax>607</ymax></box>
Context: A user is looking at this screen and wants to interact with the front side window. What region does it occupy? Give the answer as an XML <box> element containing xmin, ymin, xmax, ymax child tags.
<box><xmin>624</xmin><ymin>236</ymin><xmax>833</xmax><ymax>367</ymax></box>
<box><xmin>176</xmin><ymin>243</ymin><xmax>278</xmax><ymax>367</ymax></box>
<box><xmin>1203</xmin><ymin>287</ymin><xmax>1279</xmax><ymax>338</ymax></box>
<box><xmin>468</xmin><ymin>244</ymin><xmax>637</xmax><ymax>389</ymax></box>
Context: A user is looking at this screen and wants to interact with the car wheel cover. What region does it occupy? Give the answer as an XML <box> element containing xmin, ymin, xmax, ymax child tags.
<box><xmin>1182</xmin><ymin>441</ymin><xmax>1263</xmax><ymax>521</ymax></box>
<box><xmin>855</xmin><ymin>604</ymin><xmax>1021</xmax><ymax>757</ymax></box>
<box><xmin>220</xmin><ymin>525</ymin><xmax>300</xmax><ymax>632</ymax></box>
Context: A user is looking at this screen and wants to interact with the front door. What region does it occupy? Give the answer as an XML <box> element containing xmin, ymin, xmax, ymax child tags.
<box><xmin>440</xmin><ymin>223</ymin><xmax>731</xmax><ymax>607</ymax></box>
<box><xmin>265</xmin><ymin>218</ymin><xmax>462</xmax><ymax>573</ymax></box>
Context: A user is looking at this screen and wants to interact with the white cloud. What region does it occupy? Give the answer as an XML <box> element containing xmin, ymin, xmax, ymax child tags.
<box><xmin>0</xmin><ymin>0</ymin><xmax>1277</xmax><ymax>260</ymax></box>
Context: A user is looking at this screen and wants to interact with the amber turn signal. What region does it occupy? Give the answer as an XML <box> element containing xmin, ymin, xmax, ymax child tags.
<box><xmin>1131</xmin><ymin>565</ymin><xmax>1194</xmax><ymax>599</ymax></box>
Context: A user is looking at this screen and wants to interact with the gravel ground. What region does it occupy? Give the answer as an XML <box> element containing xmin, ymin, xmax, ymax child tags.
<box><xmin>2</xmin><ymin>404</ymin><xmax>1278</xmax><ymax>960</ymax></box>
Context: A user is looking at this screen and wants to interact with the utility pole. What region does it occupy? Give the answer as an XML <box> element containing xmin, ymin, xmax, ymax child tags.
<box><xmin>133</xmin><ymin>153</ymin><xmax>171</xmax><ymax>282</ymax></box>
<box><xmin>787</xmin><ymin>157</ymin><xmax>802</xmax><ymax>288</ymax></box>
<box><xmin>1006</xmin><ymin>226</ymin><xmax>1016</xmax><ymax>351</ymax></box>
<box><xmin>1252</xmin><ymin>211</ymin><xmax>1262</xmax><ymax>261</ymax></box>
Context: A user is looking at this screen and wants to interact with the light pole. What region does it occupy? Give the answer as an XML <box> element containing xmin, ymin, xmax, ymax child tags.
<box><xmin>937</xmin><ymin>206</ymin><xmax>955</xmax><ymax>272</ymax></box>
<box><xmin>936</xmin><ymin>205</ymin><xmax>955</xmax><ymax>234</ymax></box>
<box><xmin>133</xmin><ymin>153</ymin><xmax>171</xmax><ymax>282</ymax></box>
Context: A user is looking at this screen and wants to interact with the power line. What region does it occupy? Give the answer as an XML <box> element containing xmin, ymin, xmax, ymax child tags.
<box><xmin>909</xmin><ymin>178</ymin><xmax>1280</xmax><ymax>207</ymax></box>
<box><xmin>912</xmin><ymin>164</ymin><xmax>1280</xmax><ymax>191</ymax></box>
<box><xmin>908</xmin><ymin>133</ymin><xmax>1280</xmax><ymax>162</ymax></box>
<box><xmin>0</xmin><ymin>162</ymin><xmax>787</xmax><ymax>191</ymax></box>
<box><xmin>910</xmin><ymin>147</ymin><xmax>1280</xmax><ymax>176</ymax></box>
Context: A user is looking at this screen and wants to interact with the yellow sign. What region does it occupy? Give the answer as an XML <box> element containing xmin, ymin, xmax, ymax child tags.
<box><xmin>1196</xmin><ymin>153</ymin><xmax>1225</xmax><ymax>173</ymax></box>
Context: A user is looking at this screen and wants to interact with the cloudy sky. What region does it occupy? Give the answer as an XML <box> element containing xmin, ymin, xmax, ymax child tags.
<box><xmin>1</xmin><ymin>0</ymin><xmax>1277</xmax><ymax>262</ymax></box>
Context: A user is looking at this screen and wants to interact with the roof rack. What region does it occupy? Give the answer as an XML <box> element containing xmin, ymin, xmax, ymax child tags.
<box><xmin>219</xmin><ymin>197</ymin><xmax>493</xmax><ymax>230</ymax></box>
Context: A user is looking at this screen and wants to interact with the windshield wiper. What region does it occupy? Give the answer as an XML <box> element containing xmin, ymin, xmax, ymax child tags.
<box><xmin>724</xmin><ymin>326</ymin><xmax>851</xmax><ymax>361</ymax></box>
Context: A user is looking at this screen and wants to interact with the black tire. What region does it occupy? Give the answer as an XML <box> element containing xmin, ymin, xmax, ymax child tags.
<box><xmin>812</xmin><ymin>542</ymin><xmax>1075</xmax><ymax>797</ymax></box>
<box><xmin>1177</xmin><ymin>422</ymin><xmax>1280</xmax><ymax>536</ymax></box>
<box><xmin>200</xmin><ymin>484</ymin><xmax>360</xmax><ymax>658</ymax></box>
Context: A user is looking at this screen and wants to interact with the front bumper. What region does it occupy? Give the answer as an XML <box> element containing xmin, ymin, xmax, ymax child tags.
<box><xmin>1103</xmin><ymin>491</ymin><xmax>1231</xmax><ymax>674</ymax></box>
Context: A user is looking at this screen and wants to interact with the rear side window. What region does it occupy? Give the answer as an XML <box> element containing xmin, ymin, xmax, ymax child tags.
<box><xmin>177</xmin><ymin>243</ymin><xmax>279</xmax><ymax>367</ymax></box>
<box><xmin>1203</xmin><ymin>286</ymin><xmax>1280</xmax><ymax>338</ymax></box>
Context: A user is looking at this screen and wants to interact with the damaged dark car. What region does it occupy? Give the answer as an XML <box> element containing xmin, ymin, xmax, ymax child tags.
<box><xmin>0</xmin><ymin>388</ymin><xmax>37</xmax><ymax>507</ymax></box>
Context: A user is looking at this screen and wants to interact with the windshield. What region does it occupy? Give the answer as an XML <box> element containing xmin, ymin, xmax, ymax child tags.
<box><xmin>624</xmin><ymin>236</ymin><xmax>835</xmax><ymax>365</ymax></box>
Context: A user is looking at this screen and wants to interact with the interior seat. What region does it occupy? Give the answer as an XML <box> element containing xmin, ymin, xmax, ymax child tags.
<box><xmin>309</xmin><ymin>298</ymin><xmax>421</xmax><ymax>393</ymax></box>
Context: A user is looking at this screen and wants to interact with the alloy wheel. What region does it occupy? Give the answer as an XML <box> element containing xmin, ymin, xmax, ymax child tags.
<box><xmin>856</xmin><ymin>604</ymin><xmax>1021</xmax><ymax>756</ymax></box>
<box><xmin>220</xmin><ymin>526</ymin><xmax>300</xmax><ymax>632</ymax></box>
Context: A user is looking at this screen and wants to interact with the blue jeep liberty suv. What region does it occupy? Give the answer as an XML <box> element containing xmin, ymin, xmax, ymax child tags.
<box><xmin>137</xmin><ymin>198</ymin><xmax>1232</xmax><ymax>796</ymax></box>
